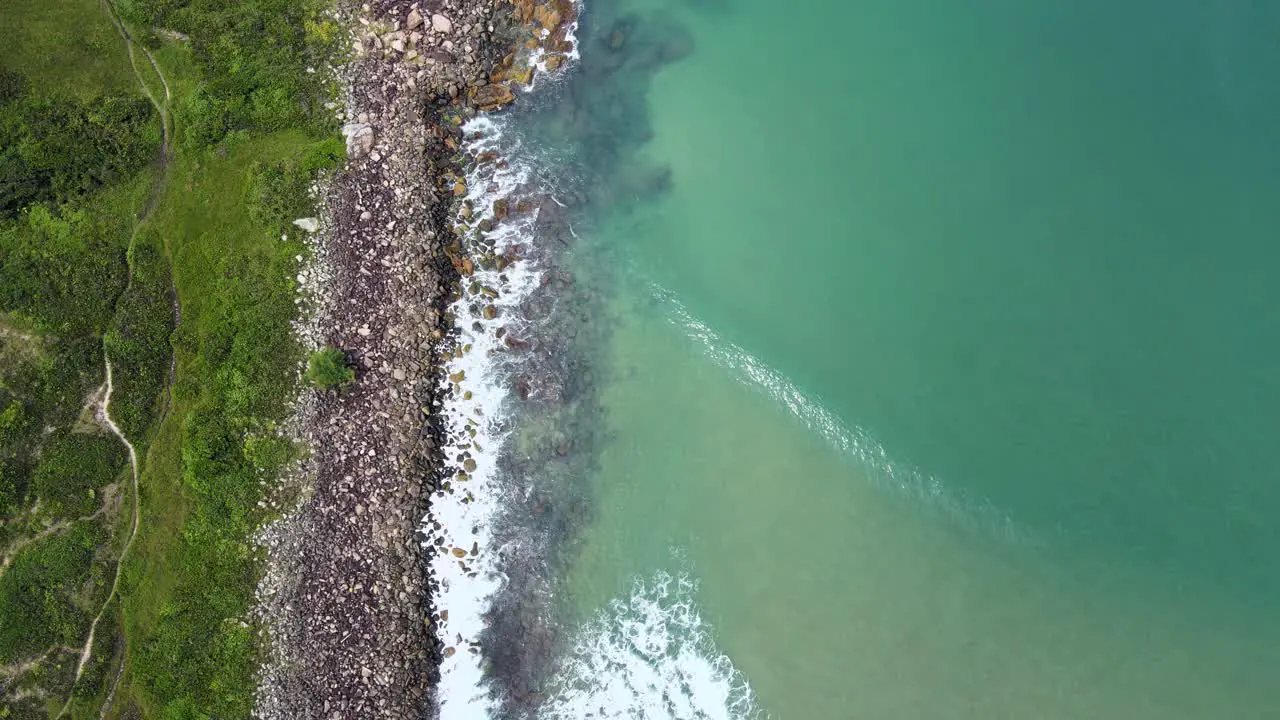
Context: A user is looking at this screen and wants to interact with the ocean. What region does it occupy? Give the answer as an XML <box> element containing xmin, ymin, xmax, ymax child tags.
<box><xmin>427</xmin><ymin>0</ymin><xmax>1280</xmax><ymax>716</ymax></box>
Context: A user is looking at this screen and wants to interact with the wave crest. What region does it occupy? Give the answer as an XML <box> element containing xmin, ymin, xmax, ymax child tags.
<box><xmin>544</xmin><ymin>571</ymin><xmax>763</xmax><ymax>720</ymax></box>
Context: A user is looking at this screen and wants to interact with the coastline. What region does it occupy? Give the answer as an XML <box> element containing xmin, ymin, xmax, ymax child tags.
<box><xmin>253</xmin><ymin>0</ymin><xmax>577</xmax><ymax>716</ymax></box>
<box><xmin>254</xmin><ymin>0</ymin><xmax>505</xmax><ymax>716</ymax></box>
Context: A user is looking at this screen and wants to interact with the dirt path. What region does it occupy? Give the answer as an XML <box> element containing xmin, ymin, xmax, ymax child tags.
<box><xmin>54</xmin><ymin>2</ymin><xmax>176</xmax><ymax>717</ymax></box>
<box><xmin>56</xmin><ymin>359</ymin><xmax>140</xmax><ymax>719</ymax></box>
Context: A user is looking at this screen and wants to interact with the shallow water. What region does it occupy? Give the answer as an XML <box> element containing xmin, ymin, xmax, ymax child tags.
<box><xmin>435</xmin><ymin>0</ymin><xmax>1280</xmax><ymax>716</ymax></box>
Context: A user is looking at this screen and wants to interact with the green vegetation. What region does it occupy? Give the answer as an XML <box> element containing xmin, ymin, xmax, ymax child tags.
<box><xmin>0</xmin><ymin>176</ymin><xmax>150</xmax><ymax>336</ymax></box>
<box><xmin>0</xmin><ymin>522</ymin><xmax>109</xmax><ymax>663</ymax></box>
<box><xmin>3</xmin><ymin>0</ymin><xmax>343</xmax><ymax>714</ymax></box>
<box><xmin>118</xmin><ymin>120</ymin><xmax>343</xmax><ymax>719</ymax></box>
<box><xmin>1</xmin><ymin>0</ymin><xmax>156</xmax><ymax>710</ymax></box>
<box><xmin>0</xmin><ymin>0</ymin><xmax>139</xmax><ymax>99</ymax></box>
<box><xmin>105</xmin><ymin>233</ymin><xmax>176</xmax><ymax>442</ymax></box>
<box><xmin>117</xmin><ymin>0</ymin><xmax>340</xmax><ymax>149</ymax></box>
<box><xmin>31</xmin><ymin>434</ymin><xmax>127</xmax><ymax>519</ymax></box>
<box><xmin>306</xmin><ymin>347</ymin><xmax>355</xmax><ymax>391</ymax></box>
<box><xmin>1</xmin><ymin>73</ymin><xmax>159</xmax><ymax>218</ymax></box>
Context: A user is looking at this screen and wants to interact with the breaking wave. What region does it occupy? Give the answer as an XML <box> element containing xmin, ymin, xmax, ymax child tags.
<box><xmin>543</xmin><ymin>571</ymin><xmax>763</xmax><ymax>720</ymax></box>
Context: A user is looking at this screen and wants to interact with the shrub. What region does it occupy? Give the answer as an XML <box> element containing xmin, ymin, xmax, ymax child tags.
<box><xmin>0</xmin><ymin>201</ymin><xmax>131</xmax><ymax>336</ymax></box>
<box><xmin>244</xmin><ymin>136</ymin><xmax>343</xmax><ymax>235</ymax></box>
<box><xmin>30</xmin><ymin>433</ymin><xmax>125</xmax><ymax>518</ymax></box>
<box><xmin>304</xmin><ymin>347</ymin><xmax>353</xmax><ymax>390</ymax></box>
<box><xmin>0</xmin><ymin>88</ymin><xmax>158</xmax><ymax>218</ymax></box>
<box><xmin>105</xmin><ymin>235</ymin><xmax>176</xmax><ymax>441</ymax></box>
<box><xmin>0</xmin><ymin>522</ymin><xmax>105</xmax><ymax>662</ymax></box>
<box><xmin>118</xmin><ymin>0</ymin><xmax>337</xmax><ymax>147</ymax></box>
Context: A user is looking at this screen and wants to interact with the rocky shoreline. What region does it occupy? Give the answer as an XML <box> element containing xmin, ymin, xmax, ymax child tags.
<box><xmin>251</xmin><ymin>0</ymin><xmax>573</xmax><ymax>716</ymax></box>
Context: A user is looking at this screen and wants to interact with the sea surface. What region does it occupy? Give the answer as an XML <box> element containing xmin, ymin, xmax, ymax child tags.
<box><xmin>427</xmin><ymin>0</ymin><xmax>1280</xmax><ymax>717</ymax></box>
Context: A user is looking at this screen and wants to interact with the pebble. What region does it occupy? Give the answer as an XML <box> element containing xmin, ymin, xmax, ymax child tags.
<box><xmin>254</xmin><ymin>0</ymin><xmax>577</xmax><ymax>715</ymax></box>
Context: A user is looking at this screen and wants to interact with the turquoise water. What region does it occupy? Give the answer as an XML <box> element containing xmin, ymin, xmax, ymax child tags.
<box><xmin>477</xmin><ymin>0</ymin><xmax>1280</xmax><ymax>716</ymax></box>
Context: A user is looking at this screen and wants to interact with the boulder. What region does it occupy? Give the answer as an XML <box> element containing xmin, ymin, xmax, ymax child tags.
<box><xmin>534</xmin><ymin>4</ymin><xmax>561</xmax><ymax>30</ymax></box>
<box><xmin>509</xmin><ymin>66</ymin><xmax>534</xmax><ymax>85</ymax></box>
<box><xmin>407</xmin><ymin>8</ymin><xmax>424</xmax><ymax>29</ymax></box>
<box><xmin>471</xmin><ymin>83</ymin><xmax>515</xmax><ymax>109</ymax></box>
<box><xmin>431</xmin><ymin>13</ymin><xmax>453</xmax><ymax>34</ymax></box>
<box><xmin>342</xmin><ymin>122</ymin><xmax>375</xmax><ymax>158</ymax></box>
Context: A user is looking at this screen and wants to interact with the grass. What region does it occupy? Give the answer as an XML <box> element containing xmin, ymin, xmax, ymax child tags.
<box><xmin>4</xmin><ymin>0</ymin><xmax>341</xmax><ymax>714</ymax></box>
<box><xmin>111</xmin><ymin>115</ymin><xmax>317</xmax><ymax>718</ymax></box>
<box><xmin>102</xmin><ymin>32</ymin><xmax>342</xmax><ymax>716</ymax></box>
<box><xmin>0</xmin><ymin>0</ymin><xmax>140</xmax><ymax>100</ymax></box>
<box><xmin>1</xmin><ymin>0</ymin><xmax>161</xmax><ymax>714</ymax></box>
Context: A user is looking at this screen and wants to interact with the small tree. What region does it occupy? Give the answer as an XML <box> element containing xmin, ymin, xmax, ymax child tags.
<box><xmin>306</xmin><ymin>347</ymin><xmax>355</xmax><ymax>391</ymax></box>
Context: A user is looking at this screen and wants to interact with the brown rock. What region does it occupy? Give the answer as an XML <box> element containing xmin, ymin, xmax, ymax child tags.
<box><xmin>471</xmin><ymin>83</ymin><xmax>515</xmax><ymax>109</ymax></box>
<box><xmin>534</xmin><ymin>4</ymin><xmax>562</xmax><ymax>30</ymax></box>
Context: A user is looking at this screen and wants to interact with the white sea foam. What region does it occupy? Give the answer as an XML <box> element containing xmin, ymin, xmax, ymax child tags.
<box><xmin>650</xmin><ymin>285</ymin><xmax>1031</xmax><ymax>546</ymax></box>
<box><xmin>425</xmin><ymin>114</ymin><xmax>543</xmax><ymax>718</ymax></box>
<box><xmin>543</xmin><ymin>571</ymin><xmax>763</xmax><ymax>720</ymax></box>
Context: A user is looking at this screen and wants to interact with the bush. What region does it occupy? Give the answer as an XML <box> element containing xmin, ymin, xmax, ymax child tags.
<box><xmin>244</xmin><ymin>136</ymin><xmax>344</xmax><ymax>235</ymax></box>
<box><xmin>304</xmin><ymin>347</ymin><xmax>353</xmax><ymax>390</ymax></box>
<box><xmin>0</xmin><ymin>86</ymin><xmax>158</xmax><ymax>218</ymax></box>
<box><xmin>105</xmin><ymin>235</ymin><xmax>176</xmax><ymax>441</ymax></box>
<box><xmin>0</xmin><ymin>522</ymin><xmax>105</xmax><ymax>662</ymax></box>
<box><xmin>0</xmin><ymin>202</ymin><xmax>131</xmax><ymax>336</ymax></box>
<box><xmin>30</xmin><ymin>433</ymin><xmax>126</xmax><ymax>518</ymax></box>
<box><xmin>117</xmin><ymin>0</ymin><xmax>338</xmax><ymax>148</ymax></box>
